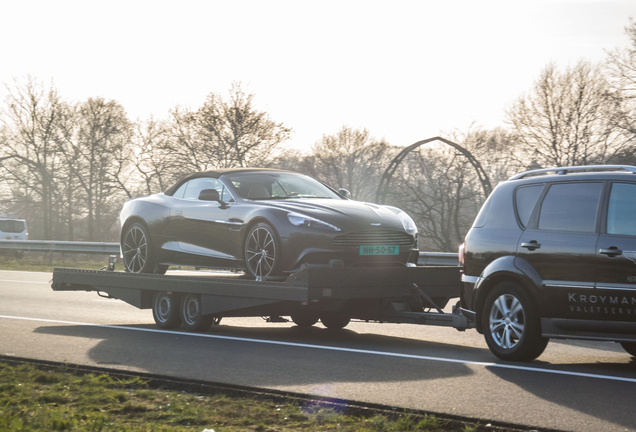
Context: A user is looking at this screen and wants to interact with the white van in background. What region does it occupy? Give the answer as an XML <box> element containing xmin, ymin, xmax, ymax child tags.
<box><xmin>0</xmin><ymin>218</ymin><xmax>28</xmax><ymax>240</ymax></box>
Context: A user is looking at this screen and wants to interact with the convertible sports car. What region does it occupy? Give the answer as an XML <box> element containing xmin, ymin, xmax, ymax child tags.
<box><xmin>120</xmin><ymin>168</ymin><xmax>419</xmax><ymax>279</ymax></box>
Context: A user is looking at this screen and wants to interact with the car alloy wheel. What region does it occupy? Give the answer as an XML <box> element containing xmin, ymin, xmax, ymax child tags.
<box><xmin>124</xmin><ymin>223</ymin><xmax>156</xmax><ymax>273</ymax></box>
<box><xmin>245</xmin><ymin>223</ymin><xmax>280</xmax><ymax>280</ymax></box>
<box><xmin>489</xmin><ymin>293</ymin><xmax>525</xmax><ymax>350</ymax></box>
<box><xmin>482</xmin><ymin>282</ymin><xmax>548</xmax><ymax>361</ymax></box>
<box><xmin>123</xmin><ymin>223</ymin><xmax>164</xmax><ymax>274</ymax></box>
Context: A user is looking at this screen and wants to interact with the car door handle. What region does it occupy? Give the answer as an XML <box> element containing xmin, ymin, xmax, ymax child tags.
<box><xmin>599</xmin><ymin>247</ymin><xmax>622</xmax><ymax>257</ymax></box>
<box><xmin>521</xmin><ymin>241</ymin><xmax>541</xmax><ymax>250</ymax></box>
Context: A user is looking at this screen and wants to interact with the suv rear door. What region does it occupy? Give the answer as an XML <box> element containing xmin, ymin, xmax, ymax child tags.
<box><xmin>593</xmin><ymin>181</ymin><xmax>636</xmax><ymax>324</ymax></box>
<box><xmin>516</xmin><ymin>181</ymin><xmax>604</xmax><ymax>320</ymax></box>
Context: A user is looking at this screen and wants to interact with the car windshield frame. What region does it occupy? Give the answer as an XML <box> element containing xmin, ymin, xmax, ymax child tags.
<box><xmin>222</xmin><ymin>172</ymin><xmax>342</xmax><ymax>201</ymax></box>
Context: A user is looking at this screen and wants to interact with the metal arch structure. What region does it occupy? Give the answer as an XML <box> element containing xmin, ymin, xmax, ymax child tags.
<box><xmin>375</xmin><ymin>136</ymin><xmax>493</xmax><ymax>204</ymax></box>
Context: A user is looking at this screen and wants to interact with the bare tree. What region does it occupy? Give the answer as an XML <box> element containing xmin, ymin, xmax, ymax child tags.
<box><xmin>606</xmin><ymin>18</ymin><xmax>636</xmax><ymax>148</ymax></box>
<box><xmin>389</xmin><ymin>147</ymin><xmax>478</xmax><ymax>251</ymax></box>
<box><xmin>166</xmin><ymin>106</ymin><xmax>219</xmax><ymax>174</ymax></box>
<box><xmin>387</xmin><ymin>127</ymin><xmax>513</xmax><ymax>252</ymax></box>
<box><xmin>506</xmin><ymin>61</ymin><xmax>625</xmax><ymax>168</ymax></box>
<box><xmin>0</xmin><ymin>77</ymin><xmax>71</xmax><ymax>239</ymax></box>
<box><xmin>130</xmin><ymin>117</ymin><xmax>181</xmax><ymax>195</ymax></box>
<box><xmin>197</xmin><ymin>82</ymin><xmax>292</xmax><ymax>168</ymax></box>
<box><xmin>64</xmin><ymin>97</ymin><xmax>132</xmax><ymax>240</ymax></box>
<box><xmin>160</xmin><ymin>83</ymin><xmax>292</xmax><ymax>176</ymax></box>
<box><xmin>308</xmin><ymin>126</ymin><xmax>389</xmax><ymax>201</ymax></box>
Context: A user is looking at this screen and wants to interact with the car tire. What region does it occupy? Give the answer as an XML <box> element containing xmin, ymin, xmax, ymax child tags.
<box><xmin>244</xmin><ymin>222</ymin><xmax>282</xmax><ymax>280</ymax></box>
<box><xmin>291</xmin><ymin>312</ymin><xmax>320</xmax><ymax>327</ymax></box>
<box><xmin>152</xmin><ymin>292</ymin><xmax>182</xmax><ymax>329</ymax></box>
<box><xmin>180</xmin><ymin>293</ymin><xmax>214</xmax><ymax>332</ymax></box>
<box><xmin>122</xmin><ymin>223</ymin><xmax>159</xmax><ymax>274</ymax></box>
<box><xmin>320</xmin><ymin>312</ymin><xmax>351</xmax><ymax>330</ymax></box>
<box><xmin>620</xmin><ymin>342</ymin><xmax>636</xmax><ymax>357</ymax></box>
<box><xmin>482</xmin><ymin>281</ymin><xmax>548</xmax><ymax>361</ymax></box>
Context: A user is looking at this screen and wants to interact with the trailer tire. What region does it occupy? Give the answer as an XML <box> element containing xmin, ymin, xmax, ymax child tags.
<box><xmin>152</xmin><ymin>292</ymin><xmax>181</xmax><ymax>329</ymax></box>
<box><xmin>180</xmin><ymin>293</ymin><xmax>214</xmax><ymax>332</ymax></box>
<box><xmin>291</xmin><ymin>312</ymin><xmax>320</xmax><ymax>327</ymax></box>
<box><xmin>321</xmin><ymin>312</ymin><xmax>350</xmax><ymax>330</ymax></box>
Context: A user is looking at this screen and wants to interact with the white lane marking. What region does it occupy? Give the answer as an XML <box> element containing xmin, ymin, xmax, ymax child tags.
<box><xmin>2</xmin><ymin>314</ymin><xmax>635</xmax><ymax>384</ymax></box>
<box><xmin>0</xmin><ymin>280</ymin><xmax>50</xmax><ymax>284</ymax></box>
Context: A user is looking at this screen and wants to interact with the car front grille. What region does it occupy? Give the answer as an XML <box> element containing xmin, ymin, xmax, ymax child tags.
<box><xmin>332</xmin><ymin>230</ymin><xmax>414</xmax><ymax>247</ymax></box>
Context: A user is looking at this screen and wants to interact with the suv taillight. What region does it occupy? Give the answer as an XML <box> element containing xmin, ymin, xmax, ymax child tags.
<box><xmin>458</xmin><ymin>243</ymin><xmax>465</xmax><ymax>269</ymax></box>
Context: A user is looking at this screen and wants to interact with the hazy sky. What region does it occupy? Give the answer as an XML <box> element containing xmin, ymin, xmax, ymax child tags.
<box><xmin>1</xmin><ymin>0</ymin><xmax>635</xmax><ymax>152</ymax></box>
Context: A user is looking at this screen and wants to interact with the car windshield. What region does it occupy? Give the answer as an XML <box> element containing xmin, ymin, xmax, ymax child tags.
<box><xmin>224</xmin><ymin>172</ymin><xmax>341</xmax><ymax>200</ymax></box>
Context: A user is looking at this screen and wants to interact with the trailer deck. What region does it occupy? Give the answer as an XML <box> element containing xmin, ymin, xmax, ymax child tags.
<box><xmin>51</xmin><ymin>265</ymin><xmax>473</xmax><ymax>332</ymax></box>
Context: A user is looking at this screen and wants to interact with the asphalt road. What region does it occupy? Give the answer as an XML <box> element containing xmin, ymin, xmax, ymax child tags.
<box><xmin>1</xmin><ymin>269</ymin><xmax>636</xmax><ymax>431</ymax></box>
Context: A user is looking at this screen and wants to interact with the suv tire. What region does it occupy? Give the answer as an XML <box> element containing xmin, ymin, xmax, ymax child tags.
<box><xmin>482</xmin><ymin>281</ymin><xmax>548</xmax><ymax>361</ymax></box>
<box><xmin>620</xmin><ymin>342</ymin><xmax>636</xmax><ymax>357</ymax></box>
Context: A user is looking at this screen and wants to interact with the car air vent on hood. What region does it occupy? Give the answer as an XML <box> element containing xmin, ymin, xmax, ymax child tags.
<box><xmin>332</xmin><ymin>230</ymin><xmax>414</xmax><ymax>247</ymax></box>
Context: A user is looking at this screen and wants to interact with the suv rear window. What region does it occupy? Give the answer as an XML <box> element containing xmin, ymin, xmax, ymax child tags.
<box><xmin>607</xmin><ymin>182</ymin><xmax>636</xmax><ymax>236</ymax></box>
<box><xmin>514</xmin><ymin>184</ymin><xmax>544</xmax><ymax>228</ymax></box>
<box><xmin>537</xmin><ymin>183</ymin><xmax>603</xmax><ymax>232</ymax></box>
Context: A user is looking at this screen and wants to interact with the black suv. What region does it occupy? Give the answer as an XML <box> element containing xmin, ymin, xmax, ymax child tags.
<box><xmin>460</xmin><ymin>165</ymin><xmax>636</xmax><ymax>361</ymax></box>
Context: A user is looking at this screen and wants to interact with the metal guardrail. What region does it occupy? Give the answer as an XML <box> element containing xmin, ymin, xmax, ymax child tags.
<box><xmin>0</xmin><ymin>240</ymin><xmax>459</xmax><ymax>266</ymax></box>
<box><xmin>417</xmin><ymin>252</ymin><xmax>459</xmax><ymax>266</ymax></box>
<box><xmin>0</xmin><ymin>240</ymin><xmax>119</xmax><ymax>255</ymax></box>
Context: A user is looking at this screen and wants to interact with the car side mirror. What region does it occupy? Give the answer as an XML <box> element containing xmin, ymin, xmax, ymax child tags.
<box><xmin>199</xmin><ymin>189</ymin><xmax>229</xmax><ymax>208</ymax></box>
<box><xmin>199</xmin><ymin>189</ymin><xmax>220</xmax><ymax>201</ymax></box>
<box><xmin>338</xmin><ymin>188</ymin><xmax>351</xmax><ymax>198</ymax></box>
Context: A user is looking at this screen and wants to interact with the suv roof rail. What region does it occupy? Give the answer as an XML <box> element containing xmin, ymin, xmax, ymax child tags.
<box><xmin>509</xmin><ymin>165</ymin><xmax>636</xmax><ymax>180</ymax></box>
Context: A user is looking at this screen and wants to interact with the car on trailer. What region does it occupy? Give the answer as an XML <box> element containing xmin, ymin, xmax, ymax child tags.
<box><xmin>120</xmin><ymin>168</ymin><xmax>419</xmax><ymax>279</ymax></box>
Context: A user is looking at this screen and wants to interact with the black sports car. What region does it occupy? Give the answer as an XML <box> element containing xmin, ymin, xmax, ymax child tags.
<box><xmin>120</xmin><ymin>168</ymin><xmax>419</xmax><ymax>278</ymax></box>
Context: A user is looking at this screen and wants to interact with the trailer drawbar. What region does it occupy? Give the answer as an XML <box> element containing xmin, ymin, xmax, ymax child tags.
<box><xmin>51</xmin><ymin>265</ymin><xmax>474</xmax><ymax>332</ymax></box>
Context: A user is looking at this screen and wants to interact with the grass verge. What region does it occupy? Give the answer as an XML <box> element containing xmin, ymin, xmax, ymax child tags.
<box><xmin>0</xmin><ymin>361</ymin><xmax>523</xmax><ymax>432</ymax></box>
<box><xmin>0</xmin><ymin>256</ymin><xmax>110</xmax><ymax>272</ymax></box>
<box><xmin>0</xmin><ymin>256</ymin><xmax>235</xmax><ymax>274</ymax></box>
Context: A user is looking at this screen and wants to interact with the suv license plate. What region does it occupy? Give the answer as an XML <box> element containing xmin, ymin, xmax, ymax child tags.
<box><xmin>359</xmin><ymin>245</ymin><xmax>399</xmax><ymax>255</ymax></box>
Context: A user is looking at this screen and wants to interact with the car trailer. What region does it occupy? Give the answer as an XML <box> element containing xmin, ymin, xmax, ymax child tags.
<box><xmin>51</xmin><ymin>265</ymin><xmax>473</xmax><ymax>332</ymax></box>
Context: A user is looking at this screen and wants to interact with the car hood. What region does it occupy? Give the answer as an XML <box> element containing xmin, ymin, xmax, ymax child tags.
<box><xmin>256</xmin><ymin>199</ymin><xmax>408</xmax><ymax>231</ymax></box>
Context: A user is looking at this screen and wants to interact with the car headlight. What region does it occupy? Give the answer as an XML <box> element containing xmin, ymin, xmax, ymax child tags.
<box><xmin>287</xmin><ymin>212</ymin><xmax>341</xmax><ymax>232</ymax></box>
<box><xmin>398</xmin><ymin>211</ymin><xmax>417</xmax><ymax>232</ymax></box>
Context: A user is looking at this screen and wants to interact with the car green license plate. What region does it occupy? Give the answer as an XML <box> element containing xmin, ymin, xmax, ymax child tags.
<box><xmin>359</xmin><ymin>245</ymin><xmax>399</xmax><ymax>255</ymax></box>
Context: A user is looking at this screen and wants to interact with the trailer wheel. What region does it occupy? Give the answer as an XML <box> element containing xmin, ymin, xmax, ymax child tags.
<box><xmin>152</xmin><ymin>292</ymin><xmax>181</xmax><ymax>329</ymax></box>
<box><xmin>291</xmin><ymin>312</ymin><xmax>320</xmax><ymax>327</ymax></box>
<box><xmin>244</xmin><ymin>222</ymin><xmax>282</xmax><ymax>280</ymax></box>
<box><xmin>180</xmin><ymin>294</ymin><xmax>214</xmax><ymax>332</ymax></box>
<box><xmin>320</xmin><ymin>312</ymin><xmax>351</xmax><ymax>330</ymax></box>
<box><xmin>620</xmin><ymin>342</ymin><xmax>636</xmax><ymax>356</ymax></box>
<box><xmin>482</xmin><ymin>282</ymin><xmax>548</xmax><ymax>361</ymax></box>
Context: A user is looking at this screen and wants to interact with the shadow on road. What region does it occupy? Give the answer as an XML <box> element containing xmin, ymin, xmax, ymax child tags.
<box><xmin>488</xmin><ymin>356</ymin><xmax>636</xmax><ymax>431</ymax></box>
<box><xmin>33</xmin><ymin>322</ymin><xmax>485</xmax><ymax>387</ymax></box>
